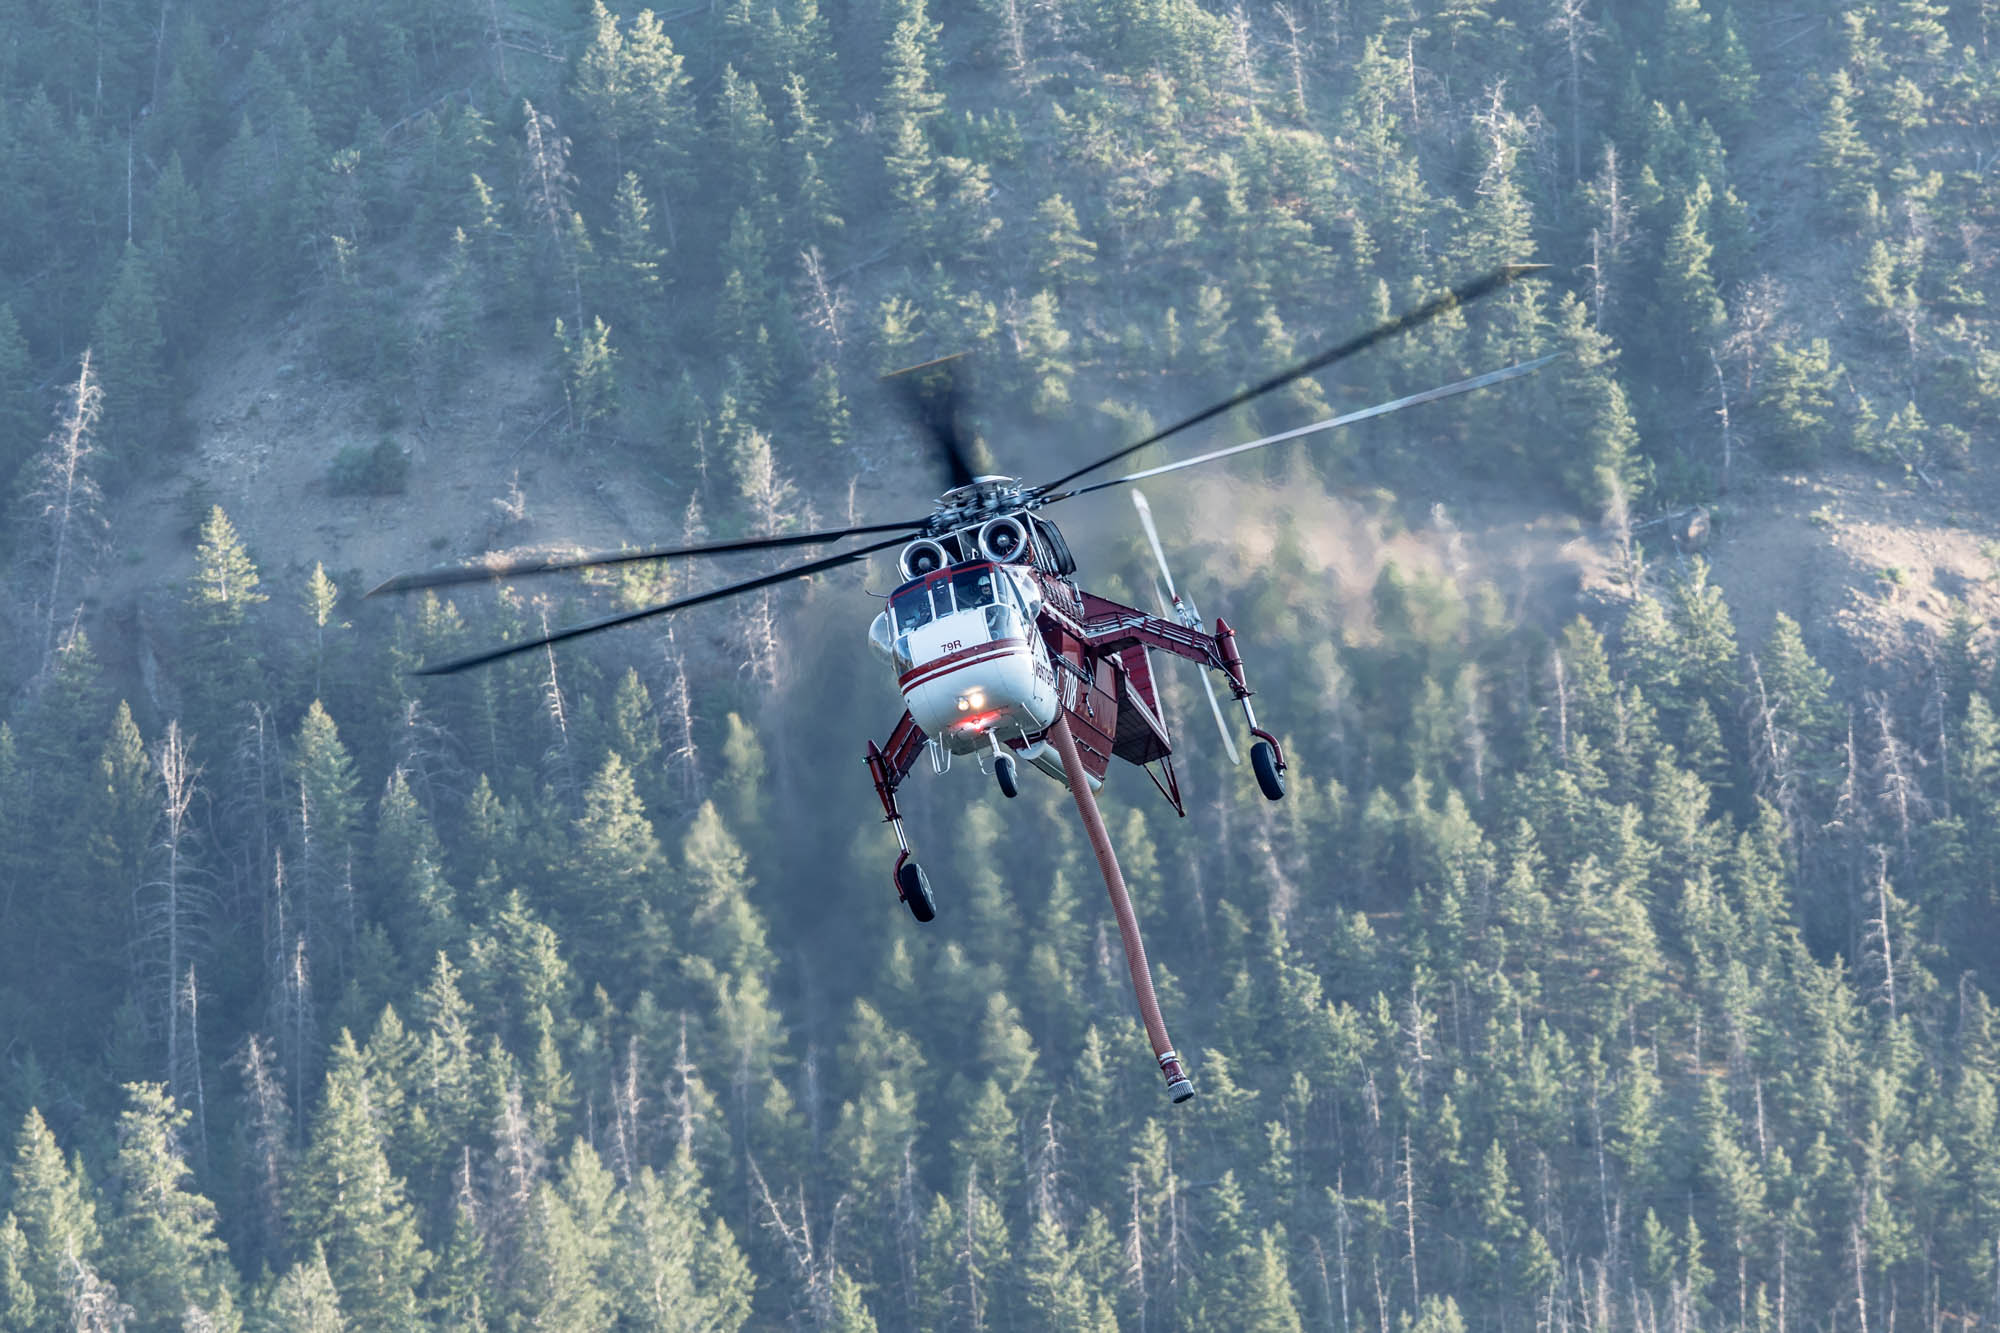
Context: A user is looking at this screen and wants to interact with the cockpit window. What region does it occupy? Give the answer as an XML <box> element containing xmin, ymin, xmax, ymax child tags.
<box><xmin>951</xmin><ymin>567</ymin><xmax>998</xmax><ymax>613</ymax></box>
<box><xmin>891</xmin><ymin>584</ymin><xmax>934</xmax><ymax>634</ymax></box>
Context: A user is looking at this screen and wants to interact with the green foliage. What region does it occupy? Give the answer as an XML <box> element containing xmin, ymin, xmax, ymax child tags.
<box><xmin>328</xmin><ymin>437</ymin><xmax>412</xmax><ymax>496</ymax></box>
<box><xmin>1758</xmin><ymin>339</ymin><xmax>1843</xmax><ymax>465</ymax></box>
<box><xmin>4</xmin><ymin>1</ymin><xmax>2000</xmax><ymax>1329</ymax></box>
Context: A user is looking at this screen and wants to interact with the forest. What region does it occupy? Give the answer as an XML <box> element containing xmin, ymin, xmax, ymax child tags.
<box><xmin>2</xmin><ymin>0</ymin><xmax>1999</xmax><ymax>1327</ymax></box>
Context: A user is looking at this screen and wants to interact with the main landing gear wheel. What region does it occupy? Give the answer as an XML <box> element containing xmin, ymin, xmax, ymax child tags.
<box><xmin>897</xmin><ymin>858</ymin><xmax>937</xmax><ymax>923</ymax></box>
<box><xmin>994</xmin><ymin>753</ymin><xmax>1019</xmax><ymax>799</ymax></box>
<box><xmin>1251</xmin><ymin>741</ymin><xmax>1285</xmax><ymax>801</ymax></box>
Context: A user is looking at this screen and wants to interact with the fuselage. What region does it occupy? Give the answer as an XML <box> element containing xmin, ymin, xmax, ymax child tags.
<box><xmin>870</xmin><ymin>560</ymin><xmax>1060</xmax><ymax>753</ymax></box>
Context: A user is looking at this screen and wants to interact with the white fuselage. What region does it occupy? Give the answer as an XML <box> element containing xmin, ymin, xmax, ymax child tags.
<box><xmin>870</xmin><ymin>562</ymin><xmax>1060</xmax><ymax>754</ymax></box>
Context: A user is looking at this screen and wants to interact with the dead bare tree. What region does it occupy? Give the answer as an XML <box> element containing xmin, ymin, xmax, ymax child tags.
<box><xmin>731</xmin><ymin>427</ymin><xmax>799</xmax><ymax>690</ymax></box>
<box><xmin>1868</xmin><ymin>849</ymin><xmax>1902</xmax><ymax>1023</ymax></box>
<box><xmin>1709</xmin><ymin>347</ymin><xmax>1737</xmax><ymax>492</ymax></box>
<box><xmin>1865</xmin><ymin>691</ymin><xmax>1929</xmax><ymax>856</ymax></box>
<box><xmin>656</xmin><ymin>625</ymin><xmax>703</xmax><ymax>809</ymax></box>
<box><xmin>1544</xmin><ymin>0</ymin><xmax>1600</xmax><ymax>182</ymax></box>
<box><xmin>536</xmin><ymin>601</ymin><xmax>580</xmax><ymax>809</ymax></box>
<box><xmin>797</xmin><ymin>247</ymin><xmax>851</xmax><ymax>359</ymax></box>
<box><xmin>30</xmin><ymin>350</ymin><xmax>105</xmax><ymax>677</ymax></box>
<box><xmin>139</xmin><ymin>721</ymin><xmax>216</xmax><ymax>1123</ymax></box>
<box><xmin>748</xmin><ymin>1153</ymin><xmax>832</xmax><ymax>1325</ymax></box>
<box><xmin>176</xmin><ymin>965</ymin><xmax>208</xmax><ymax>1171</ymax></box>
<box><xmin>1743</xmin><ymin>654</ymin><xmax>1797</xmax><ymax>819</ymax></box>
<box><xmin>520</xmin><ymin>99</ymin><xmax>583</xmax><ymax>334</ymax></box>
<box><xmin>1273</xmin><ymin>3</ymin><xmax>1309</xmax><ymax>116</ymax></box>
<box><xmin>608</xmin><ymin>1035</ymin><xmax>645</xmax><ymax>1187</ymax></box>
<box><xmin>231</xmin><ymin>1033</ymin><xmax>291</xmax><ymax>1244</ymax></box>
<box><xmin>63</xmin><ymin>1247</ymin><xmax>132</xmax><ymax>1332</ymax></box>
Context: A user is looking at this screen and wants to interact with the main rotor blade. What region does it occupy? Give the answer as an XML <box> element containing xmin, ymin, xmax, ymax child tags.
<box><xmin>1033</xmin><ymin>264</ymin><xmax>1547</xmax><ymax>496</ymax></box>
<box><xmin>1150</xmin><ymin>577</ymin><xmax>1239</xmax><ymax>767</ymax></box>
<box><xmin>1131</xmin><ymin>491</ymin><xmax>1177</xmax><ymax>601</ymax></box>
<box><xmin>883</xmin><ymin>352</ymin><xmax>979</xmax><ymax>490</ymax></box>
<box><xmin>1198</xmin><ymin>663</ymin><xmax>1242</xmax><ymax>767</ymax></box>
<box><xmin>367</xmin><ymin>519</ymin><xmax>927</xmax><ymax>598</ymax></box>
<box><xmin>1054</xmin><ymin>355</ymin><xmax>1560</xmax><ymax>502</ymax></box>
<box><xmin>410</xmin><ymin>534</ymin><xmax>909</xmax><ymax>676</ymax></box>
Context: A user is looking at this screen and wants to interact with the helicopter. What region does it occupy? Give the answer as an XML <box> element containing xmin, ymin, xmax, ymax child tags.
<box><xmin>370</xmin><ymin>264</ymin><xmax>1556</xmax><ymax>1101</ymax></box>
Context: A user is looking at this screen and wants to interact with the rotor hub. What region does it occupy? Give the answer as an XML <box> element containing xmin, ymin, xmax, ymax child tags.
<box><xmin>929</xmin><ymin>476</ymin><xmax>1029</xmax><ymax>533</ymax></box>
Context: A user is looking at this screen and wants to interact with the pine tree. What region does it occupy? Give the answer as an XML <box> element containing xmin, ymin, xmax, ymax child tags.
<box><xmin>879</xmin><ymin>0</ymin><xmax>946</xmax><ymax>242</ymax></box>
<box><xmin>291</xmin><ymin>1033</ymin><xmax>432</xmax><ymax>1327</ymax></box>
<box><xmin>91</xmin><ymin>243</ymin><xmax>171</xmax><ymax>480</ymax></box>
<box><xmin>189</xmin><ymin>505</ymin><xmax>268</xmax><ymax>639</ymax></box>
<box><xmin>1759</xmin><ymin>339</ymin><xmax>1842</xmax><ymax>465</ymax></box>
<box><xmin>105</xmin><ymin>1083</ymin><xmax>236</xmax><ymax>1327</ymax></box>
<box><xmin>553</xmin><ymin>315</ymin><xmax>619</xmax><ymax>431</ymax></box>
<box><xmin>8</xmin><ymin>1109</ymin><xmax>106</xmax><ymax>1324</ymax></box>
<box><xmin>1658</xmin><ymin>181</ymin><xmax>1727</xmax><ymax>356</ymax></box>
<box><xmin>292</xmin><ymin>700</ymin><xmax>362</xmax><ymax>982</ymax></box>
<box><xmin>1546</xmin><ymin>292</ymin><xmax>1642</xmax><ymax>512</ymax></box>
<box><xmin>614</xmin><ymin>1149</ymin><xmax>753</xmax><ymax>1330</ymax></box>
<box><xmin>0</xmin><ymin>304</ymin><xmax>38</xmax><ymax>500</ymax></box>
<box><xmin>510</xmin><ymin>1142</ymin><xmax>619</xmax><ymax>1331</ymax></box>
<box><xmin>571</xmin><ymin>752</ymin><xmax>669</xmax><ymax>978</ymax></box>
<box><xmin>1814</xmin><ymin>71</ymin><xmax>1879</xmax><ymax>224</ymax></box>
<box><xmin>256</xmin><ymin>1244</ymin><xmax>343</xmax><ymax>1331</ymax></box>
<box><xmin>713</xmin><ymin>67</ymin><xmax>777</xmax><ymax>216</ymax></box>
<box><xmin>602</xmin><ymin>173</ymin><xmax>664</xmax><ymax>343</ymax></box>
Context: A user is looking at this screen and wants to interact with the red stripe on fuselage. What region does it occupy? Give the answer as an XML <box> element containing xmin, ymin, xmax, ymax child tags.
<box><xmin>898</xmin><ymin>637</ymin><xmax>1029</xmax><ymax>691</ymax></box>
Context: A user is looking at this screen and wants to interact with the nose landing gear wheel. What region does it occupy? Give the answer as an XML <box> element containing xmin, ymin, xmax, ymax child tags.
<box><xmin>994</xmin><ymin>753</ymin><xmax>1019</xmax><ymax>799</ymax></box>
<box><xmin>1251</xmin><ymin>740</ymin><xmax>1285</xmax><ymax>801</ymax></box>
<box><xmin>896</xmin><ymin>858</ymin><xmax>937</xmax><ymax>922</ymax></box>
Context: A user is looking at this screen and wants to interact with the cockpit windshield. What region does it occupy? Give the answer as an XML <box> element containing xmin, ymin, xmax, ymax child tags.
<box><xmin>893</xmin><ymin>565</ymin><xmax>1003</xmax><ymax>635</ymax></box>
<box><xmin>950</xmin><ymin>567</ymin><xmax>998</xmax><ymax>613</ymax></box>
<box><xmin>891</xmin><ymin>583</ymin><xmax>935</xmax><ymax>634</ymax></box>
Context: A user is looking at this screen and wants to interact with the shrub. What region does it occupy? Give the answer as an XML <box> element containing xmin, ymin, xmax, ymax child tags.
<box><xmin>329</xmin><ymin>437</ymin><xmax>411</xmax><ymax>495</ymax></box>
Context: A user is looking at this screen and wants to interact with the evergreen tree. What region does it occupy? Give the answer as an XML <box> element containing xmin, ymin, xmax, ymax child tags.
<box><xmin>291</xmin><ymin>1033</ymin><xmax>432</xmax><ymax>1328</ymax></box>
<box><xmin>1546</xmin><ymin>292</ymin><xmax>1642</xmax><ymax>511</ymax></box>
<box><xmin>570</xmin><ymin>752</ymin><xmax>670</xmax><ymax>979</ymax></box>
<box><xmin>1759</xmin><ymin>339</ymin><xmax>1842</xmax><ymax>465</ymax></box>
<box><xmin>256</xmin><ymin>1245</ymin><xmax>343</xmax><ymax>1330</ymax></box>
<box><xmin>8</xmin><ymin>1109</ymin><xmax>105</xmax><ymax>1326</ymax></box>
<box><xmin>0</xmin><ymin>304</ymin><xmax>37</xmax><ymax>501</ymax></box>
<box><xmin>90</xmin><ymin>244</ymin><xmax>171</xmax><ymax>480</ymax></box>
<box><xmin>104</xmin><ymin>1083</ymin><xmax>236</xmax><ymax>1328</ymax></box>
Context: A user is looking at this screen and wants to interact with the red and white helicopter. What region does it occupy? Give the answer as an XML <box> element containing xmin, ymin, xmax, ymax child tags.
<box><xmin>372</xmin><ymin>265</ymin><xmax>1554</xmax><ymax>1101</ymax></box>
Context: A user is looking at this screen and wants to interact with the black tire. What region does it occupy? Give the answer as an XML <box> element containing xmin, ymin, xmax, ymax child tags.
<box><xmin>897</xmin><ymin>859</ymin><xmax>937</xmax><ymax>923</ymax></box>
<box><xmin>995</xmin><ymin>753</ymin><xmax>1019</xmax><ymax>799</ymax></box>
<box><xmin>1251</xmin><ymin>740</ymin><xmax>1285</xmax><ymax>801</ymax></box>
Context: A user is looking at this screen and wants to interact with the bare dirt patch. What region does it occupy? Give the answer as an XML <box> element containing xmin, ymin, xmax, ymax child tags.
<box><xmin>1703</xmin><ymin>459</ymin><xmax>2000</xmax><ymax>686</ymax></box>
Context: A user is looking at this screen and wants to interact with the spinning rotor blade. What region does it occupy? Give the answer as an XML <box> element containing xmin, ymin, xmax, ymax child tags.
<box><xmin>1131</xmin><ymin>491</ymin><xmax>1176</xmax><ymax>601</ymax></box>
<box><xmin>1062</xmin><ymin>355</ymin><xmax>1560</xmax><ymax>502</ymax></box>
<box><xmin>410</xmin><ymin>534</ymin><xmax>910</xmax><ymax>676</ymax></box>
<box><xmin>883</xmin><ymin>352</ymin><xmax>981</xmax><ymax>490</ymax></box>
<box><xmin>367</xmin><ymin>519</ymin><xmax>929</xmax><ymax>598</ymax></box>
<box><xmin>1033</xmin><ymin>264</ymin><xmax>1547</xmax><ymax>497</ymax></box>
<box><xmin>1197</xmin><ymin>656</ymin><xmax>1242</xmax><ymax>767</ymax></box>
<box><xmin>1139</xmin><ymin>497</ymin><xmax>1241</xmax><ymax>767</ymax></box>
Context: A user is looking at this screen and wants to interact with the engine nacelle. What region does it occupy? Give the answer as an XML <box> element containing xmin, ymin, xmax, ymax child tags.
<box><xmin>978</xmin><ymin>515</ymin><xmax>1030</xmax><ymax>563</ymax></box>
<box><xmin>898</xmin><ymin>539</ymin><xmax>950</xmax><ymax>581</ymax></box>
